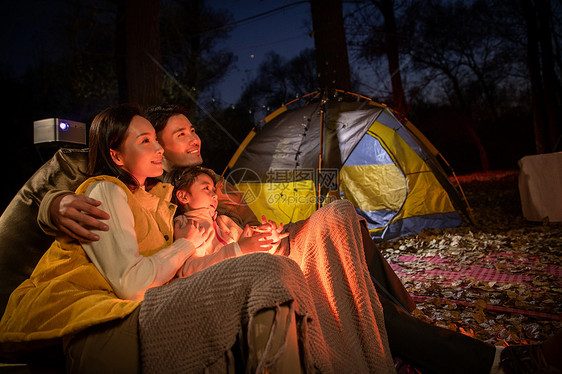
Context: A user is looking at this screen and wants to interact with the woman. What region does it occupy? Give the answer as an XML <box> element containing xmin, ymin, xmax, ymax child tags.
<box><xmin>0</xmin><ymin>104</ymin><xmax>206</xmax><ymax>364</ymax></box>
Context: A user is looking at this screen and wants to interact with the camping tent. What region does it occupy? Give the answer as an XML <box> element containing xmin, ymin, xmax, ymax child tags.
<box><xmin>223</xmin><ymin>91</ymin><xmax>472</xmax><ymax>241</ymax></box>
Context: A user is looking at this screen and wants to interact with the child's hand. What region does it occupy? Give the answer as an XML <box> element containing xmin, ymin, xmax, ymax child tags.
<box><xmin>238</xmin><ymin>225</ymin><xmax>275</xmax><ymax>254</ymax></box>
<box><xmin>174</xmin><ymin>219</ymin><xmax>210</xmax><ymax>247</ymax></box>
<box><xmin>251</xmin><ymin>216</ymin><xmax>289</xmax><ymax>244</ymax></box>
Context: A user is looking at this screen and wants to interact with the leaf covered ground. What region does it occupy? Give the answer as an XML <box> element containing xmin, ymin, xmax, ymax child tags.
<box><xmin>379</xmin><ymin>171</ymin><xmax>562</xmax><ymax>346</ymax></box>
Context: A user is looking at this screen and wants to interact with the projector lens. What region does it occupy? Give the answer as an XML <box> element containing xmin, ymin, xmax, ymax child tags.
<box><xmin>59</xmin><ymin>122</ymin><xmax>70</xmax><ymax>131</ymax></box>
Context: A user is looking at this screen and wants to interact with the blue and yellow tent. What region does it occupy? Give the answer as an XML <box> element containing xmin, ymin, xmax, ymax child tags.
<box><xmin>224</xmin><ymin>91</ymin><xmax>472</xmax><ymax>241</ymax></box>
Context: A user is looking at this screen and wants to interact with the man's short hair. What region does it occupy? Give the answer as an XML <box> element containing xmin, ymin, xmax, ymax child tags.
<box><xmin>145</xmin><ymin>105</ymin><xmax>191</xmax><ymax>133</ymax></box>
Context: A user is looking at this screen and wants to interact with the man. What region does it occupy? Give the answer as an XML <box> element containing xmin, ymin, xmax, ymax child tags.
<box><xmin>3</xmin><ymin>105</ymin><xmax>557</xmax><ymax>373</ymax></box>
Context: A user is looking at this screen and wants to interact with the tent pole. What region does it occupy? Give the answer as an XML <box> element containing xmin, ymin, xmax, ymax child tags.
<box><xmin>318</xmin><ymin>94</ymin><xmax>327</xmax><ymax>210</ymax></box>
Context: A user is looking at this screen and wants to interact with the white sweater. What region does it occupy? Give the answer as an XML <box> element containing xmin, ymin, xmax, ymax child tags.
<box><xmin>82</xmin><ymin>181</ymin><xmax>195</xmax><ymax>301</ymax></box>
<box><xmin>174</xmin><ymin>208</ymin><xmax>243</xmax><ymax>278</ymax></box>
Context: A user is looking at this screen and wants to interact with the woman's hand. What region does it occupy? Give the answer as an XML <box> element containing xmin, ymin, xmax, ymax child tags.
<box><xmin>174</xmin><ymin>219</ymin><xmax>210</xmax><ymax>247</ymax></box>
<box><xmin>238</xmin><ymin>225</ymin><xmax>275</xmax><ymax>254</ymax></box>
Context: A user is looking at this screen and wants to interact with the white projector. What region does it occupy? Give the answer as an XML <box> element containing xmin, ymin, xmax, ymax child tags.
<box><xmin>33</xmin><ymin>118</ymin><xmax>87</xmax><ymax>146</ymax></box>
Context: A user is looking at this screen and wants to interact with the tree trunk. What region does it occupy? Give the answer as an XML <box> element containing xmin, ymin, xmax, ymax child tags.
<box><xmin>536</xmin><ymin>0</ymin><xmax>561</xmax><ymax>151</ymax></box>
<box><xmin>310</xmin><ymin>0</ymin><xmax>351</xmax><ymax>91</ymax></box>
<box><xmin>463</xmin><ymin>116</ymin><xmax>490</xmax><ymax>171</ymax></box>
<box><xmin>115</xmin><ymin>1</ymin><xmax>127</xmax><ymax>103</ymax></box>
<box><xmin>521</xmin><ymin>0</ymin><xmax>549</xmax><ymax>153</ymax></box>
<box><xmin>186</xmin><ymin>0</ymin><xmax>202</xmax><ymax>118</ymax></box>
<box><xmin>448</xmin><ymin>70</ymin><xmax>490</xmax><ymax>171</ymax></box>
<box><xmin>373</xmin><ymin>0</ymin><xmax>407</xmax><ymax>115</ymax></box>
<box><xmin>117</xmin><ymin>0</ymin><xmax>163</xmax><ymax>106</ymax></box>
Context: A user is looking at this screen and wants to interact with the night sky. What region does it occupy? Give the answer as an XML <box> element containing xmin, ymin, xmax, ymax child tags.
<box><xmin>1</xmin><ymin>0</ymin><xmax>315</xmax><ymax>104</ymax></box>
<box><xmin>208</xmin><ymin>0</ymin><xmax>314</xmax><ymax>104</ymax></box>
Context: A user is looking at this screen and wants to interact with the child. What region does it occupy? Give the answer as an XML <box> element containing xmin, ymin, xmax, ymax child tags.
<box><xmin>169</xmin><ymin>166</ymin><xmax>288</xmax><ymax>278</ymax></box>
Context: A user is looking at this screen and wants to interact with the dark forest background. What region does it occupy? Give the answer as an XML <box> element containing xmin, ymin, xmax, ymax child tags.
<box><xmin>1</xmin><ymin>0</ymin><xmax>560</xmax><ymax>213</ymax></box>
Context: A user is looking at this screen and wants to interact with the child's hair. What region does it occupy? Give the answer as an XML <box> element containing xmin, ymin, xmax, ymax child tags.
<box><xmin>167</xmin><ymin>166</ymin><xmax>220</xmax><ymax>212</ymax></box>
<box><xmin>88</xmin><ymin>103</ymin><xmax>159</xmax><ymax>191</ymax></box>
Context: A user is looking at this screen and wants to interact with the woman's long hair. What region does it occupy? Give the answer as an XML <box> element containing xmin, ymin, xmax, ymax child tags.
<box><xmin>88</xmin><ymin>103</ymin><xmax>159</xmax><ymax>191</ymax></box>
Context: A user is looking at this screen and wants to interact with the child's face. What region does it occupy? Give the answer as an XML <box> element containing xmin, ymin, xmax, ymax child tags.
<box><xmin>179</xmin><ymin>174</ymin><xmax>218</xmax><ymax>216</ymax></box>
<box><xmin>110</xmin><ymin>115</ymin><xmax>164</xmax><ymax>186</ymax></box>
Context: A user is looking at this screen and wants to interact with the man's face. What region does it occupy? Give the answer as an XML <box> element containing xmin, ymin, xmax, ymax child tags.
<box><xmin>157</xmin><ymin>114</ymin><xmax>203</xmax><ymax>170</ymax></box>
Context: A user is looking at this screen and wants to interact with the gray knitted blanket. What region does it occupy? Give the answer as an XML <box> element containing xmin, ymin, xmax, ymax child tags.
<box><xmin>139</xmin><ymin>253</ymin><xmax>331</xmax><ymax>373</ymax></box>
<box><xmin>139</xmin><ymin>200</ymin><xmax>395</xmax><ymax>373</ymax></box>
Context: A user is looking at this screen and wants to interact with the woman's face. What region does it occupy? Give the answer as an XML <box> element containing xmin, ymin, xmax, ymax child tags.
<box><xmin>110</xmin><ymin>115</ymin><xmax>164</xmax><ymax>186</ymax></box>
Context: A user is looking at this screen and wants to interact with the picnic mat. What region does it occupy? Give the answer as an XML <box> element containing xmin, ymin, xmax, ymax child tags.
<box><xmin>389</xmin><ymin>252</ymin><xmax>562</xmax><ymax>321</ymax></box>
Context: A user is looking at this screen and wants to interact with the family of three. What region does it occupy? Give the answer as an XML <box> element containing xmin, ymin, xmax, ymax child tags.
<box><xmin>0</xmin><ymin>103</ymin><xmax>557</xmax><ymax>373</ymax></box>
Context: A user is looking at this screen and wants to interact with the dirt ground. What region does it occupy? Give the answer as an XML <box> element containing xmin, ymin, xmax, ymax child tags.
<box><xmin>379</xmin><ymin>171</ymin><xmax>562</xmax><ymax>346</ymax></box>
